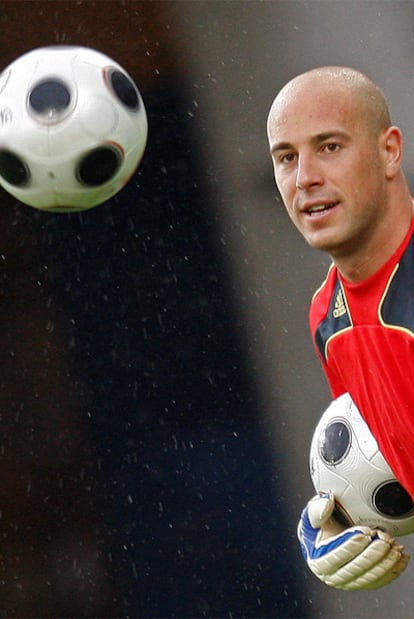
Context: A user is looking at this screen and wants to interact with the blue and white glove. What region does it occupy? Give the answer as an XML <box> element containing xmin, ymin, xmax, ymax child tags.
<box><xmin>298</xmin><ymin>493</ymin><xmax>410</xmax><ymax>590</ymax></box>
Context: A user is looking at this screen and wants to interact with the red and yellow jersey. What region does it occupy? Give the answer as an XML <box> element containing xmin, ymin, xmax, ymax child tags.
<box><xmin>310</xmin><ymin>216</ymin><xmax>414</xmax><ymax>500</ymax></box>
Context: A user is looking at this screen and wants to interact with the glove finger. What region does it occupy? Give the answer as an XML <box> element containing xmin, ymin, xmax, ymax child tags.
<box><xmin>297</xmin><ymin>493</ymin><xmax>337</xmax><ymax>559</ymax></box>
<box><xmin>325</xmin><ymin>538</ymin><xmax>408</xmax><ymax>589</ymax></box>
<box><xmin>339</xmin><ymin>552</ymin><xmax>410</xmax><ymax>590</ymax></box>
<box><xmin>298</xmin><ymin>492</ymin><xmax>361</xmax><ymax>561</ymax></box>
<box><xmin>310</xmin><ymin>528</ymin><xmax>375</xmax><ymax>574</ymax></box>
<box><xmin>324</xmin><ymin>536</ymin><xmax>399</xmax><ymax>586</ymax></box>
<box><xmin>307</xmin><ymin>492</ymin><xmax>335</xmax><ymax>528</ymax></box>
<box><xmin>351</xmin><ymin>552</ymin><xmax>410</xmax><ymax>590</ymax></box>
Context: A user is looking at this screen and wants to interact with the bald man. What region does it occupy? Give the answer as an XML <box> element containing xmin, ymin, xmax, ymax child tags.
<box><xmin>267</xmin><ymin>67</ymin><xmax>414</xmax><ymax>589</ymax></box>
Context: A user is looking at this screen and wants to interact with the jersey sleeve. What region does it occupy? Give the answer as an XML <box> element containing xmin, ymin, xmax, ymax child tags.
<box><xmin>315</xmin><ymin>349</ymin><xmax>347</xmax><ymax>399</ymax></box>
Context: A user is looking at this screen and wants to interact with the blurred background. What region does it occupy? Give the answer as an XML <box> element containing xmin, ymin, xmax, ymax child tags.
<box><xmin>0</xmin><ymin>1</ymin><xmax>414</xmax><ymax>617</ymax></box>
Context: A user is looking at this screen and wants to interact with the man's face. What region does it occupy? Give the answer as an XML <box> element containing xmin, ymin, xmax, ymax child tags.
<box><xmin>267</xmin><ymin>81</ymin><xmax>388</xmax><ymax>260</ymax></box>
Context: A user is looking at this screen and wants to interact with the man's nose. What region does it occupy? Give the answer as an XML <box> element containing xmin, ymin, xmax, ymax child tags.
<box><xmin>296</xmin><ymin>155</ymin><xmax>323</xmax><ymax>190</ymax></box>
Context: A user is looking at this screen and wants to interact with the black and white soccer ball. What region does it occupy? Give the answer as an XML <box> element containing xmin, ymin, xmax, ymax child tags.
<box><xmin>310</xmin><ymin>392</ymin><xmax>414</xmax><ymax>536</ymax></box>
<box><xmin>0</xmin><ymin>45</ymin><xmax>147</xmax><ymax>212</ymax></box>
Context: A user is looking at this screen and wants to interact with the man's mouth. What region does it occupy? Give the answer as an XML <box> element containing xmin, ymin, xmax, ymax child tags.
<box><xmin>305</xmin><ymin>201</ymin><xmax>339</xmax><ymax>215</ymax></box>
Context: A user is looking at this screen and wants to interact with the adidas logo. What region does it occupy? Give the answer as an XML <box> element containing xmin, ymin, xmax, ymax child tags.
<box><xmin>333</xmin><ymin>288</ymin><xmax>347</xmax><ymax>318</ymax></box>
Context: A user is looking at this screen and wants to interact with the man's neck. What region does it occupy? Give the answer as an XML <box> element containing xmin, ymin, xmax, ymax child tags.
<box><xmin>335</xmin><ymin>194</ymin><xmax>414</xmax><ymax>284</ymax></box>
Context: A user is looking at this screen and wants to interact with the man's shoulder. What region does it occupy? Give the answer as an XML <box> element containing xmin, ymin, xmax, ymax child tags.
<box><xmin>309</xmin><ymin>265</ymin><xmax>352</xmax><ymax>360</ymax></box>
<box><xmin>381</xmin><ymin>230</ymin><xmax>414</xmax><ymax>330</ymax></box>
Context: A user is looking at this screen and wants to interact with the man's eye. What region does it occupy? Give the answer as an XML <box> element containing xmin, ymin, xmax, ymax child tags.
<box><xmin>280</xmin><ymin>153</ymin><xmax>296</xmax><ymax>163</ymax></box>
<box><xmin>324</xmin><ymin>143</ymin><xmax>340</xmax><ymax>153</ymax></box>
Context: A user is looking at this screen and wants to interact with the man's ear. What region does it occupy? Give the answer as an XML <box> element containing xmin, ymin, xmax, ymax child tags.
<box><xmin>383</xmin><ymin>126</ymin><xmax>403</xmax><ymax>180</ymax></box>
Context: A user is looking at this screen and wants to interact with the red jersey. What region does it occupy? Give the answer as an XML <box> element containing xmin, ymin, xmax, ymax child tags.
<box><xmin>310</xmin><ymin>216</ymin><xmax>414</xmax><ymax>500</ymax></box>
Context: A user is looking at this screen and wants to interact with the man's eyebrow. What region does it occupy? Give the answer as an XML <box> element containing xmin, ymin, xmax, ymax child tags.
<box><xmin>270</xmin><ymin>141</ymin><xmax>292</xmax><ymax>154</ymax></box>
<box><xmin>270</xmin><ymin>130</ymin><xmax>350</xmax><ymax>154</ymax></box>
<box><xmin>311</xmin><ymin>130</ymin><xmax>350</xmax><ymax>145</ymax></box>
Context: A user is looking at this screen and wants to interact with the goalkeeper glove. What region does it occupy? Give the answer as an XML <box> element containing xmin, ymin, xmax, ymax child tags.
<box><xmin>297</xmin><ymin>492</ymin><xmax>410</xmax><ymax>590</ymax></box>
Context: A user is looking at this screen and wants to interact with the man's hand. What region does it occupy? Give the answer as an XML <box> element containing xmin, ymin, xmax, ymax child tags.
<box><xmin>297</xmin><ymin>493</ymin><xmax>410</xmax><ymax>590</ymax></box>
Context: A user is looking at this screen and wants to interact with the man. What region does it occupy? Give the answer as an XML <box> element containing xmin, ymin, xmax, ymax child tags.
<box><xmin>267</xmin><ymin>66</ymin><xmax>414</xmax><ymax>589</ymax></box>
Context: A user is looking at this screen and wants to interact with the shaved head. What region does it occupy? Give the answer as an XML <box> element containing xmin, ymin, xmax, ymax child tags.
<box><xmin>266</xmin><ymin>65</ymin><xmax>413</xmax><ymax>281</ymax></box>
<box><xmin>268</xmin><ymin>66</ymin><xmax>391</xmax><ymax>139</ymax></box>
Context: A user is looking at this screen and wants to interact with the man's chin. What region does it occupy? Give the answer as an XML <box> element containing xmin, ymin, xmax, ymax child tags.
<box><xmin>305</xmin><ymin>234</ymin><xmax>339</xmax><ymax>254</ymax></box>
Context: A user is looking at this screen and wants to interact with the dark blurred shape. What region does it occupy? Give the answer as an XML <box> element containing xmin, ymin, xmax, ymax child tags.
<box><xmin>0</xmin><ymin>1</ymin><xmax>309</xmax><ymax>616</ymax></box>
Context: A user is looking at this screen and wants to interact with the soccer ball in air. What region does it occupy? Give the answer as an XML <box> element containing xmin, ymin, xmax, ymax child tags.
<box><xmin>310</xmin><ymin>392</ymin><xmax>414</xmax><ymax>536</ymax></box>
<box><xmin>0</xmin><ymin>45</ymin><xmax>148</xmax><ymax>212</ymax></box>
